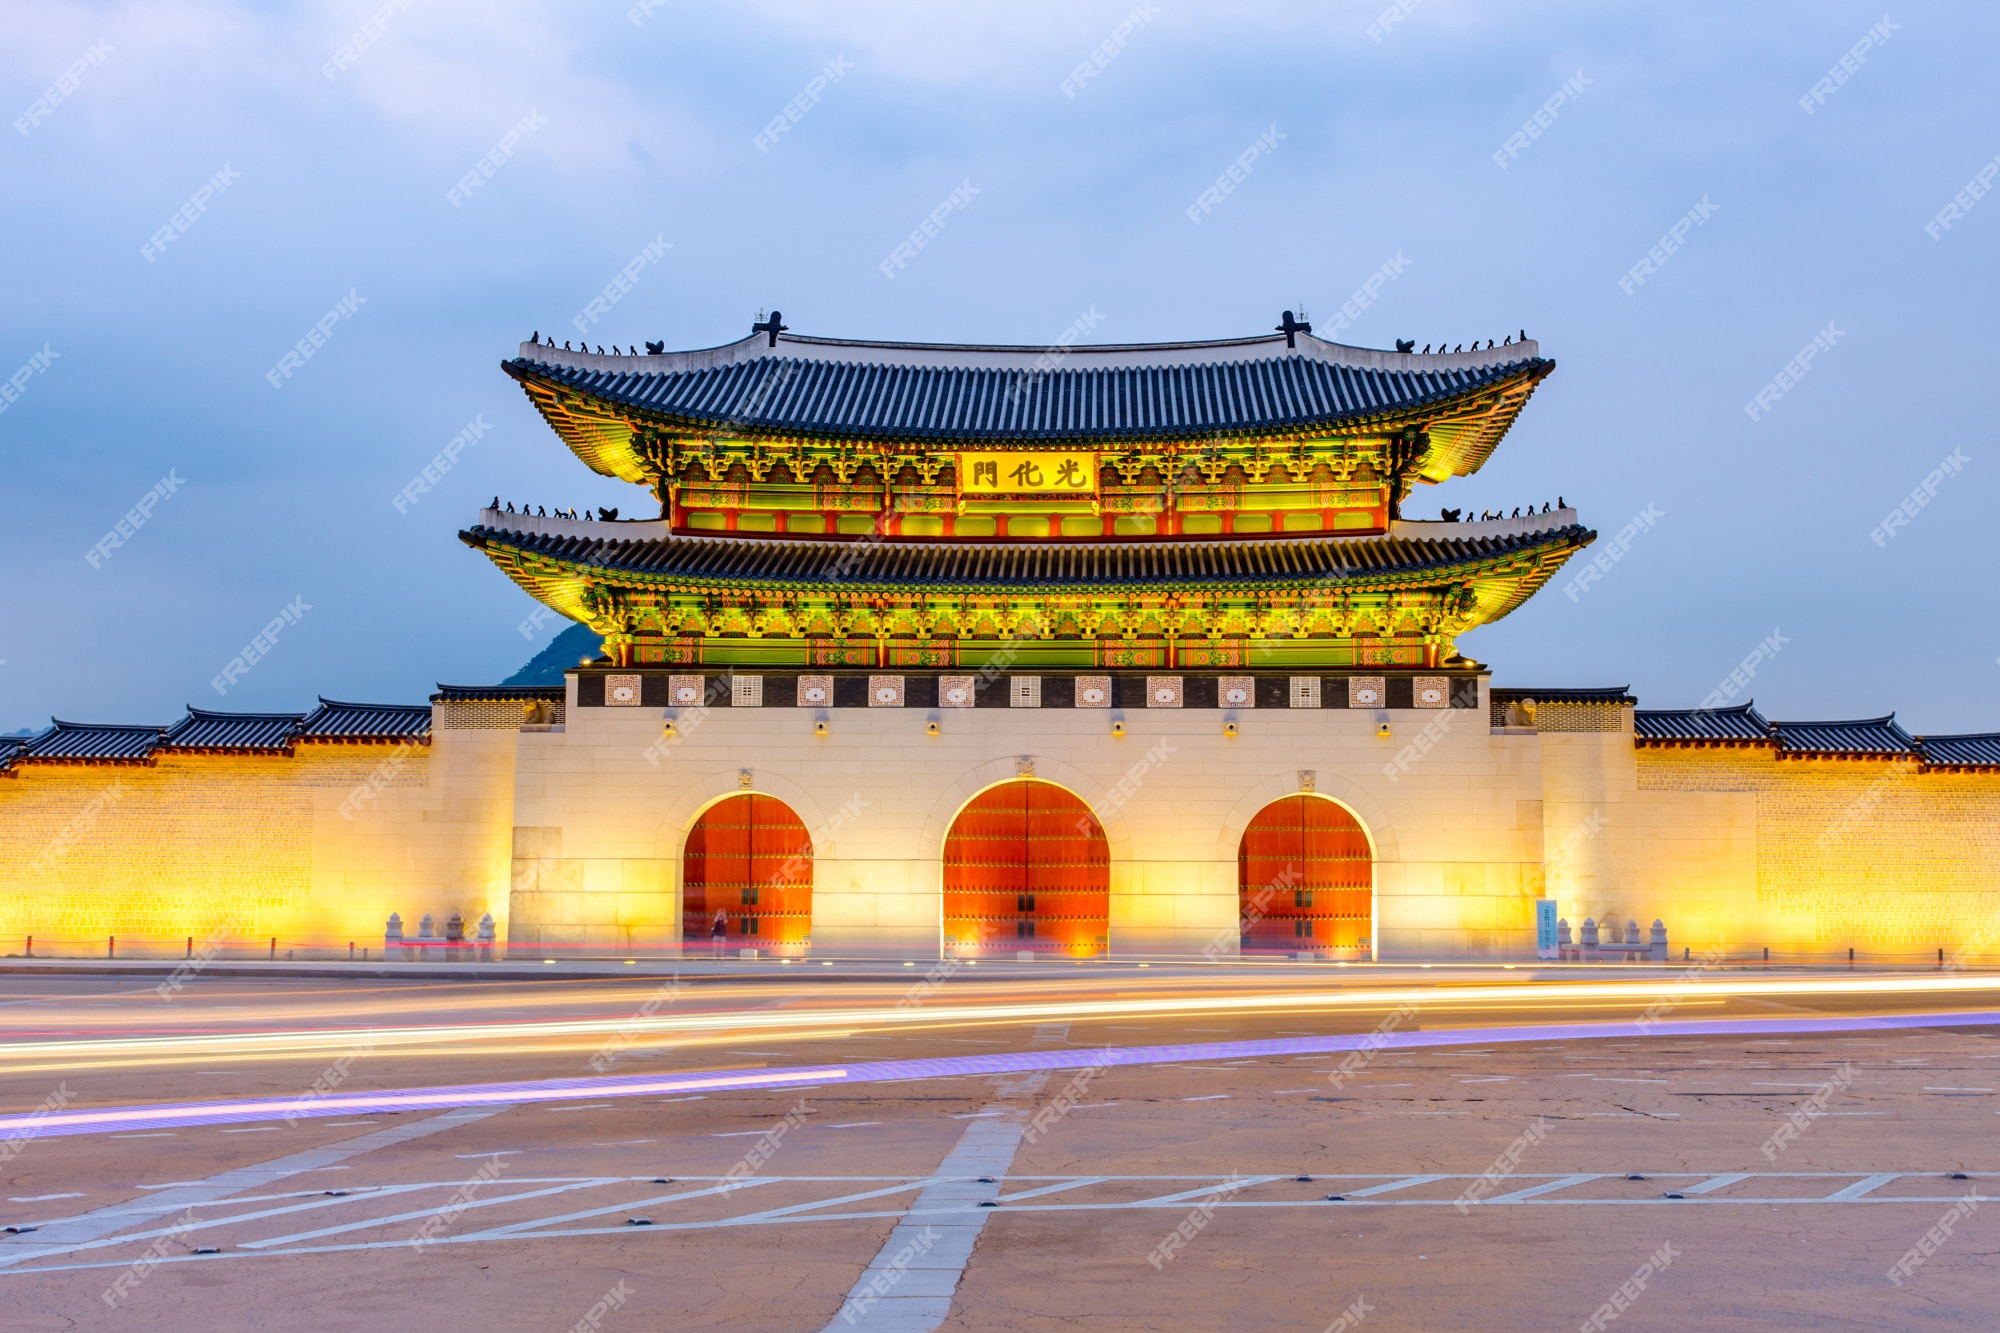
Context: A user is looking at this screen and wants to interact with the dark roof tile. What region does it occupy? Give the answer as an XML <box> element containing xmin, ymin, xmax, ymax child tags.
<box><xmin>299</xmin><ymin>698</ymin><xmax>431</xmax><ymax>742</ymax></box>
<box><xmin>1634</xmin><ymin>704</ymin><xmax>1773</xmax><ymax>743</ymax></box>
<box><xmin>1769</xmin><ymin>715</ymin><xmax>1917</xmax><ymax>757</ymax></box>
<box><xmin>1915</xmin><ymin>733</ymin><xmax>2000</xmax><ymax>769</ymax></box>
<box><xmin>18</xmin><ymin>720</ymin><xmax>165</xmax><ymax>763</ymax></box>
<box><xmin>160</xmin><ymin>708</ymin><xmax>304</xmax><ymax>753</ymax></box>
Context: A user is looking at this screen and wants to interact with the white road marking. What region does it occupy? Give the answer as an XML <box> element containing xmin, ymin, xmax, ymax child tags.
<box><xmin>0</xmin><ymin>1106</ymin><xmax>506</xmax><ymax>1269</ymax></box>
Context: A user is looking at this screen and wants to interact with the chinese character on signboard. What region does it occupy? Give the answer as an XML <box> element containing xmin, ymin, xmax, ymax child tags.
<box><xmin>959</xmin><ymin>452</ymin><xmax>1095</xmax><ymax>495</ymax></box>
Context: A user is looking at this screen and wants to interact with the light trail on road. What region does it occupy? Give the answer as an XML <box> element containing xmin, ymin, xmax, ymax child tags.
<box><xmin>1</xmin><ymin>1007</ymin><xmax>1995</xmax><ymax>1142</ymax></box>
<box><xmin>0</xmin><ymin>971</ymin><xmax>1996</xmax><ymax>1073</ymax></box>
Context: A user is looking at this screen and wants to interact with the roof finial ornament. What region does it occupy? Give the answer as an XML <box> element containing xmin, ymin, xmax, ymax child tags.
<box><xmin>752</xmin><ymin>309</ymin><xmax>788</xmax><ymax>347</ymax></box>
<box><xmin>1395</xmin><ymin>339</ymin><xmax>1414</xmax><ymax>353</ymax></box>
<box><xmin>531</xmin><ymin>330</ymin><xmax>539</xmax><ymax>343</ymax></box>
<box><xmin>645</xmin><ymin>340</ymin><xmax>664</xmax><ymax>354</ymax></box>
<box><xmin>1519</xmin><ymin>328</ymin><xmax>1527</xmax><ymax>342</ymax></box>
<box><xmin>1275</xmin><ymin>309</ymin><xmax>1312</xmax><ymax>349</ymax></box>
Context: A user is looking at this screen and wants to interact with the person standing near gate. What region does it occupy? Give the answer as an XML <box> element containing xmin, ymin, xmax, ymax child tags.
<box><xmin>710</xmin><ymin>909</ymin><xmax>727</xmax><ymax>956</ymax></box>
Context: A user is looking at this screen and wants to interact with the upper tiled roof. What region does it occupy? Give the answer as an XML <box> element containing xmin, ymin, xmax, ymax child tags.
<box><xmin>0</xmin><ymin>733</ymin><xmax>33</xmax><ymax>771</ymax></box>
<box><xmin>17</xmin><ymin>720</ymin><xmax>165</xmax><ymax>764</ymax></box>
<box><xmin>1634</xmin><ymin>703</ymin><xmax>1774</xmax><ymax>744</ymax></box>
<box><xmin>507</xmin><ymin>328</ymin><xmax>1552</xmax><ymax>476</ymax></box>
<box><xmin>463</xmin><ymin>520</ymin><xmax>1593</xmax><ymax>596</ymax></box>
<box><xmin>160</xmin><ymin>708</ymin><xmax>304</xmax><ymax>753</ymax></box>
<box><xmin>1769</xmin><ymin>715</ymin><xmax>1917</xmax><ymax>758</ymax></box>
<box><xmin>298</xmin><ymin>698</ymin><xmax>432</xmax><ymax>743</ymax></box>
<box><xmin>432</xmin><ymin>684</ymin><xmax>566</xmax><ymax>702</ymax></box>
<box><xmin>1914</xmin><ymin>733</ymin><xmax>2000</xmax><ymax>769</ymax></box>
<box><xmin>1493</xmin><ymin>686</ymin><xmax>1636</xmax><ymax>705</ymax></box>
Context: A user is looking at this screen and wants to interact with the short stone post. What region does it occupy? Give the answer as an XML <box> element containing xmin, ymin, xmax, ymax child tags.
<box><xmin>1649</xmin><ymin>919</ymin><xmax>1668</xmax><ymax>963</ymax></box>
<box><xmin>1625</xmin><ymin>920</ymin><xmax>1641</xmax><ymax>961</ymax></box>
<box><xmin>385</xmin><ymin>913</ymin><xmax>404</xmax><ymax>960</ymax></box>
<box><xmin>476</xmin><ymin>912</ymin><xmax>496</xmax><ymax>962</ymax></box>
<box><xmin>1557</xmin><ymin>918</ymin><xmax>1572</xmax><ymax>962</ymax></box>
<box><xmin>416</xmin><ymin>913</ymin><xmax>434</xmax><ymax>961</ymax></box>
<box><xmin>444</xmin><ymin>910</ymin><xmax>465</xmax><ymax>960</ymax></box>
<box><xmin>1580</xmin><ymin>917</ymin><xmax>1600</xmax><ymax>962</ymax></box>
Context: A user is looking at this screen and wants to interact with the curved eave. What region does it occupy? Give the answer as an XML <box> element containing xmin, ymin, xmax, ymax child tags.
<box><xmin>503</xmin><ymin>355</ymin><xmax>1553</xmax><ymax>486</ymax></box>
<box><xmin>460</xmin><ymin>524</ymin><xmax>1593</xmax><ymax>632</ymax></box>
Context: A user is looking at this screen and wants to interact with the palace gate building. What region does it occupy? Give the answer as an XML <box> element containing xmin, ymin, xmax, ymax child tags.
<box><xmin>4</xmin><ymin>321</ymin><xmax>1998</xmax><ymax>961</ymax></box>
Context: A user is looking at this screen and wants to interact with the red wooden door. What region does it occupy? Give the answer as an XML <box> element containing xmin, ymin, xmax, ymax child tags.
<box><xmin>1237</xmin><ymin>796</ymin><xmax>1371</xmax><ymax>953</ymax></box>
<box><xmin>683</xmin><ymin>794</ymin><xmax>813</xmax><ymax>951</ymax></box>
<box><xmin>943</xmin><ymin>781</ymin><xmax>1108</xmax><ymax>956</ymax></box>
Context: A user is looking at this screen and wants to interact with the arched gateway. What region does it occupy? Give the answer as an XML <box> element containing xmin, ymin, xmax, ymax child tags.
<box><xmin>943</xmin><ymin>781</ymin><xmax>1109</xmax><ymax>957</ymax></box>
<box><xmin>1238</xmin><ymin>795</ymin><xmax>1372</xmax><ymax>955</ymax></box>
<box><xmin>682</xmin><ymin>794</ymin><xmax>812</xmax><ymax>953</ymax></box>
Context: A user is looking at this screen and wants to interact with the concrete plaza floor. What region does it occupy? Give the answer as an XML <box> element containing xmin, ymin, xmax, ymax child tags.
<box><xmin>0</xmin><ymin>969</ymin><xmax>1993</xmax><ymax>1330</ymax></box>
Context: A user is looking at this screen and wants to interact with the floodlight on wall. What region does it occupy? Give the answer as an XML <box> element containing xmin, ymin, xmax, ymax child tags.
<box><xmin>1377</xmin><ymin>722</ymin><xmax>1392</xmax><ymax>738</ymax></box>
<box><xmin>926</xmin><ymin>721</ymin><xmax>940</xmax><ymax>736</ymax></box>
<box><xmin>661</xmin><ymin>720</ymin><xmax>677</xmax><ymax>736</ymax></box>
<box><xmin>1110</xmin><ymin>720</ymin><xmax>1125</xmax><ymax>737</ymax></box>
<box><xmin>1223</xmin><ymin>721</ymin><xmax>1239</xmax><ymax>738</ymax></box>
<box><xmin>814</xmin><ymin>720</ymin><xmax>829</xmax><ymax>736</ymax></box>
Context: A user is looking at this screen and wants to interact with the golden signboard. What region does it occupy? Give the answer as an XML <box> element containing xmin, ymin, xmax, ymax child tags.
<box><xmin>958</xmin><ymin>451</ymin><xmax>1097</xmax><ymax>497</ymax></box>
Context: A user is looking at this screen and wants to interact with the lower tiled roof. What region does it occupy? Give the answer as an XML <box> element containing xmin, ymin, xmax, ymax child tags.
<box><xmin>299</xmin><ymin>698</ymin><xmax>432</xmax><ymax>742</ymax></box>
<box><xmin>1493</xmin><ymin>686</ymin><xmax>1636</xmax><ymax>705</ymax></box>
<box><xmin>462</xmin><ymin>523</ymin><xmax>1595</xmax><ymax>593</ymax></box>
<box><xmin>1915</xmin><ymin>733</ymin><xmax>2000</xmax><ymax>769</ymax></box>
<box><xmin>432</xmin><ymin>684</ymin><xmax>566</xmax><ymax>702</ymax></box>
<box><xmin>1770</xmin><ymin>715</ymin><xmax>1917</xmax><ymax>757</ymax></box>
<box><xmin>160</xmin><ymin>708</ymin><xmax>304</xmax><ymax>753</ymax></box>
<box><xmin>19</xmin><ymin>720</ymin><xmax>166</xmax><ymax>763</ymax></box>
<box><xmin>1634</xmin><ymin>704</ymin><xmax>1773</xmax><ymax>744</ymax></box>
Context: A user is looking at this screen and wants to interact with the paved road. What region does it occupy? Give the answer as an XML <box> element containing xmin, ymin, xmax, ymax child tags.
<box><xmin>0</xmin><ymin>969</ymin><xmax>1994</xmax><ymax>1330</ymax></box>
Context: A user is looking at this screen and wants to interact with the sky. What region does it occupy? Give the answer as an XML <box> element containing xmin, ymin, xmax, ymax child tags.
<box><xmin>3</xmin><ymin>1</ymin><xmax>1995</xmax><ymax>735</ymax></box>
